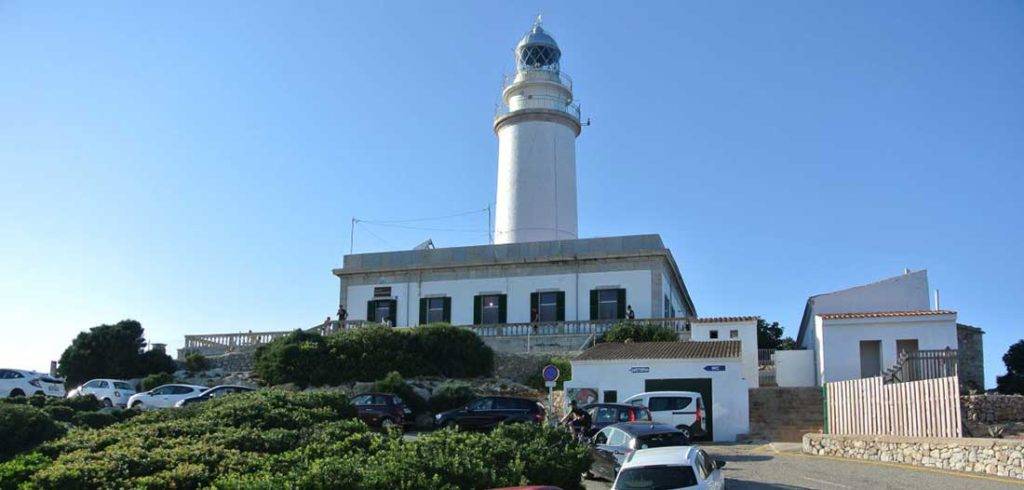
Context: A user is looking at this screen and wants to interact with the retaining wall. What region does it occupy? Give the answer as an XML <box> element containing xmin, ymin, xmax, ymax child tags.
<box><xmin>803</xmin><ymin>433</ymin><xmax>1024</xmax><ymax>480</ymax></box>
<box><xmin>962</xmin><ymin>394</ymin><xmax>1024</xmax><ymax>424</ymax></box>
<box><xmin>748</xmin><ymin>387</ymin><xmax>823</xmax><ymax>441</ymax></box>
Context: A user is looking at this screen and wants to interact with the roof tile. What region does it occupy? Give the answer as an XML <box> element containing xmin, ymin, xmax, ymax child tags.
<box><xmin>818</xmin><ymin>310</ymin><xmax>956</xmax><ymax>320</ymax></box>
<box><xmin>575</xmin><ymin>340</ymin><xmax>741</xmax><ymax>361</ymax></box>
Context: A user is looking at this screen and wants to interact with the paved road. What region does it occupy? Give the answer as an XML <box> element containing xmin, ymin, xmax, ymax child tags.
<box><xmin>584</xmin><ymin>442</ymin><xmax>1023</xmax><ymax>489</ymax></box>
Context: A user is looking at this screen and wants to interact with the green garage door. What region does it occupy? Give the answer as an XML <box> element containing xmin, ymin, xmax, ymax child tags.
<box><xmin>645</xmin><ymin>378</ymin><xmax>713</xmax><ymax>441</ymax></box>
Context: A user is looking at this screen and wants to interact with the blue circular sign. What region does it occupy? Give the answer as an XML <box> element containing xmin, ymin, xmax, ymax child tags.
<box><xmin>542</xmin><ymin>364</ymin><xmax>560</xmax><ymax>382</ymax></box>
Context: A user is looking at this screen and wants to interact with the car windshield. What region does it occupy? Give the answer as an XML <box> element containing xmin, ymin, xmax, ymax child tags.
<box><xmin>636</xmin><ymin>433</ymin><xmax>689</xmax><ymax>449</ymax></box>
<box><xmin>114</xmin><ymin>382</ymin><xmax>133</xmax><ymax>391</ymax></box>
<box><xmin>615</xmin><ymin>465</ymin><xmax>697</xmax><ymax>489</ymax></box>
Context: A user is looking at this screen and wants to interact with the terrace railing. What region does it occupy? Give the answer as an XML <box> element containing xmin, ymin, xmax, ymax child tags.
<box><xmin>883</xmin><ymin>348</ymin><xmax>958</xmax><ymax>384</ymax></box>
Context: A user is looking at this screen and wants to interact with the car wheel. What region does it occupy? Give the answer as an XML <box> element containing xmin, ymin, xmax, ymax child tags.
<box><xmin>677</xmin><ymin>426</ymin><xmax>692</xmax><ymax>441</ymax></box>
<box><xmin>102</xmin><ymin>398</ymin><xmax>113</xmax><ymax>408</ymax></box>
<box><xmin>9</xmin><ymin>389</ymin><xmax>24</xmax><ymax>398</ymax></box>
<box><xmin>381</xmin><ymin>418</ymin><xmax>397</xmax><ymax>431</ymax></box>
<box><xmin>33</xmin><ymin>391</ymin><xmax>44</xmax><ymax>397</ymax></box>
<box><xmin>132</xmin><ymin>401</ymin><xmax>143</xmax><ymax>409</ymax></box>
<box><xmin>443</xmin><ymin>420</ymin><xmax>457</xmax><ymax>430</ymax></box>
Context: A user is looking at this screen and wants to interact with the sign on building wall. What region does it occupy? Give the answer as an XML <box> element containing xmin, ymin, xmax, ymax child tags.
<box><xmin>629</xmin><ymin>366</ymin><xmax>650</xmax><ymax>374</ymax></box>
<box><xmin>373</xmin><ymin>287</ymin><xmax>392</xmax><ymax>298</ymax></box>
<box><xmin>704</xmin><ymin>365</ymin><xmax>726</xmax><ymax>372</ymax></box>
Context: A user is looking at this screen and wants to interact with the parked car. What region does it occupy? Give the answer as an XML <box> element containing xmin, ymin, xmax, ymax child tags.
<box><xmin>67</xmin><ymin>379</ymin><xmax>136</xmax><ymax>407</ymax></box>
<box><xmin>588</xmin><ymin>422</ymin><xmax>691</xmax><ymax>481</ymax></box>
<box><xmin>126</xmin><ymin>384</ymin><xmax>207</xmax><ymax>409</ymax></box>
<box><xmin>622</xmin><ymin>391</ymin><xmax>706</xmax><ymax>440</ymax></box>
<box><xmin>434</xmin><ymin>396</ymin><xmax>545</xmax><ymax>430</ymax></box>
<box><xmin>174</xmin><ymin>385</ymin><xmax>255</xmax><ymax>407</ymax></box>
<box><xmin>0</xmin><ymin>369</ymin><xmax>65</xmax><ymax>398</ymax></box>
<box><xmin>583</xmin><ymin>403</ymin><xmax>653</xmax><ymax>435</ymax></box>
<box><xmin>612</xmin><ymin>446</ymin><xmax>725</xmax><ymax>490</ymax></box>
<box><xmin>350</xmin><ymin>392</ymin><xmax>411</xmax><ymax>430</ymax></box>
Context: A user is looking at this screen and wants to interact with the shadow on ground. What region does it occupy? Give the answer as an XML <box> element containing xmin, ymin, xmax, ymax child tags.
<box><xmin>724</xmin><ymin>479</ymin><xmax>807</xmax><ymax>489</ymax></box>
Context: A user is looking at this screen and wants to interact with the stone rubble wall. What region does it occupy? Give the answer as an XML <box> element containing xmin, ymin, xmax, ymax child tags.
<box><xmin>803</xmin><ymin>433</ymin><xmax>1024</xmax><ymax>480</ymax></box>
<box><xmin>748</xmin><ymin>387</ymin><xmax>823</xmax><ymax>442</ymax></box>
<box><xmin>962</xmin><ymin>394</ymin><xmax>1024</xmax><ymax>424</ymax></box>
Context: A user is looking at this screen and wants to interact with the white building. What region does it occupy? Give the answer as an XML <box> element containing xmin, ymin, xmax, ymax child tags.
<box><xmin>794</xmin><ymin>270</ymin><xmax>983</xmax><ymax>387</ymax></box>
<box><xmin>563</xmin><ymin>341</ymin><xmax>751</xmax><ymax>442</ymax></box>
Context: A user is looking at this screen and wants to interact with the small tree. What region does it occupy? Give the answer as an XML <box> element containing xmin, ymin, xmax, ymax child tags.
<box><xmin>996</xmin><ymin>340</ymin><xmax>1024</xmax><ymax>395</ymax></box>
<box><xmin>184</xmin><ymin>353</ymin><xmax>209</xmax><ymax>374</ymax></box>
<box><xmin>601</xmin><ymin>323</ymin><xmax>677</xmax><ymax>343</ymax></box>
<box><xmin>57</xmin><ymin>320</ymin><xmax>175</xmax><ymax>387</ymax></box>
<box><xmin>757</xmin><ymin>319</ymin><xmax>796</xmax><ymax>350</ymax></box>
<box><xmin>140</xmin><ymin>372</ymin><xmax>174</xmax><ymax>392</ymax></box>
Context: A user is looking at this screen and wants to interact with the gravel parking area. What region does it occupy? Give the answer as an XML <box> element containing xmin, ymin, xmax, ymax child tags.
<box><xmin>584</xmin><ymin>442</ymin><xmax>1024</xmax><ymax>489</ymax></box>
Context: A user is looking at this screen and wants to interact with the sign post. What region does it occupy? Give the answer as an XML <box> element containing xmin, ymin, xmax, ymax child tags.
<box><xmin>542</xmin><ymin>364</ymin><xmax>560</xmax><ymax>424</ymax></box>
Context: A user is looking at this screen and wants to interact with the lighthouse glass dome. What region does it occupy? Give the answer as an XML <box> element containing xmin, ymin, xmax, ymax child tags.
<box><xmin>516</xmin><ymin>24</ymin><xmax>561</xmax><ymax>71</ymax></box>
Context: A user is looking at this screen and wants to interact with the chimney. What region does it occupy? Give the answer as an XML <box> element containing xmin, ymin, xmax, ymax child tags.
<box><xmin>49</xmin><ymin>361</ymin><xmax>58</xmax><ymax>377</ymax></box>
<box><xmin>934</xmin><ymin>289</ymin><xmax>941</xmax><ymax>311</ymax></box>
<box><xmin>903</xmin><ymin>268</ymin><xmax>911</xmax><ymax>275</ymax></box>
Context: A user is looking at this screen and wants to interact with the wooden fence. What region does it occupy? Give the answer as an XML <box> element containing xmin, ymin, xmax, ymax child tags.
<box><xmin>883</xmin><ymin>348</ymin><xmax>958</xmax><ymax>384</ymax></box>
<box><xmin>825</xmin><ymin>375</ymin><xmax>961</xmax><ymax>438</ymax></box>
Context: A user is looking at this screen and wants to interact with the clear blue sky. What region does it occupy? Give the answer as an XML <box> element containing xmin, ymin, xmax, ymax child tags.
<box><xmin>1</xmin><ymin>2</ymin><xmax>1021</xmax><ymax>388</ymax></box>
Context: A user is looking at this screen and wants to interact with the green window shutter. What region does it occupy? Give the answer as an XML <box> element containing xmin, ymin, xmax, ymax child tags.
<box><xmin>473</xmin><ymin>295</ymin><xmax>482</xmax><ymax>325</ymax></box>
<box><xmin>616</xmin><ymin>289</ymin><xmax>626</xmax><ymax>319</ymax></box>
<box><xmin>498</xmin><ymin>295</ymin><xmax>507</xmax><ymax>324</ymax></box>
<box><xmin>590</xmin><ymin>290</ymin><xmax>599</xmax><ymax>320</ymax></box>
<box><xmin>530</xmin><ymin>293</ymin><xmax>539</xmax><ymax>321</ymax></box>
<box><xmin>556</xmin><ymin>291</ymin><xmax>566</xmax><ymax>321</ymax></box>
<box><xmin>419</xmin><ymin>298</ymin><xmax>428</xmax><ymax>325</ymax></box>
<box><xmin>442</xmin><ymin>297</ymin><xmax>452</xmax><ymax>323</ymax></box>
<box><xmin>388</xmin><ymin>299</ymin><xmax>398</xmax><ymax>325</ymax></box>
<box><xmin>367</xmin><ymin>300</ymin><xmax>374</xmax><ymax>322</ymax></box>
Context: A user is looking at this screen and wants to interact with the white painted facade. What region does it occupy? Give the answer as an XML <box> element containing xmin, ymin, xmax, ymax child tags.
<box><xmin>813</xmin><ymin>312</ymin><xmax>958</xmax><ymax>385</ymax></box>
<box><xmin>774</xmin><ymin>350</ymin><xmax>816</xmax><ymax>387</ymax></box>
<box><xmin>690</xmin><ymin>319</ymin><xmax>759</xmax><ymax>388</ymax></box>
<box><xmin>345</xmin><ymin>269</ymin><xmax>655</xmax><ymax>326</ymax></box>
<box><xmin>565</xmin><ymin>358</ymin><xmax>751</xmax><ymax>442</ymax></box>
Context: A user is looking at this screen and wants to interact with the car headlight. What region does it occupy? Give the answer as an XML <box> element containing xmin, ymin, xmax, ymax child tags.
<box><xmin>435</xmin><ymin>413</ymin><xmax>442</xmax><ymax>420</ymax></box>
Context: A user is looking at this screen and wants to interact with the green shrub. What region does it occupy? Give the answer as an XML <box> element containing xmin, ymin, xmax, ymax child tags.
<box><xmin>41</xmin><ymin>405</ymin><xmax>75</xmax><ymax>423</ymax></box>
<box><xmin>0</xmin><ymin>404</ymin><xmax>65</xmax><ymax>461</ymax></box>
<box><xmin>0</xmin><ymin>452</ymin><xmax>49</xmax><ymax>490</ymax></box>
<box><xmin>525</xmin><ymin>356</ymin><xmax>572</xmax><ymax>391</ymax></box>
<box><xmin>600</xmin><ymin>322</ymin><xmax>678</xmax><ymax>343</ymax></box>
<box><xmin>254</xmin><ymin>324</ymin><xmax>494</xmax><ymax>387</ymax></box>
<box><xmin>429</xmin><ymin>381</ymin><xmax>477</xmax><ymax>413</ymax></box>
<box><xmin>57</xmin><ymin>319</ymin><xmax>175</xmax><ymax>387</ymax></box>
<box><xmin>58</xmin><ymin>394</ymin><xmax>103</xmax><ymax>412</ymax></box>
<box><xmin>140</xmin><ymin>372</ymin><xmax>175</xmax><ymax>391</ymax></box>
<box><xmin>373</xmin><ymin>372</ymin><xmax>427</xmax><ymax>414</ymax></box>
<box><xmin>185</xmin><ymin>352</ymin><xmax>209</xmax><ymax>374</ymax></box>
<box><xmin>71</xmin><ymin>411</ymin><xmax>118</xmax><ymax>429</ymax></box>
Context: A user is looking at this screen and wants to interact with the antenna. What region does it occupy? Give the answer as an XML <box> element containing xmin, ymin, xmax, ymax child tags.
<box><xmin>535</xmin><ymin>13</ymin><xmax>543</xmax><ymax>27</ymax></box>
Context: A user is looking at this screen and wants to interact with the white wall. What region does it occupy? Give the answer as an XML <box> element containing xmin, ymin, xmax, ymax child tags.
<box><xmin>775</xmin><ymin>350</ymin><xmax>816</xmax><ymax>387</ymax></box>
<box><xmin>817</xmin><ymin>314</ymin><xmax>958</xmax><ymax>384</ymax></box>
<box><xmin>564</xmin><ymin>358</ymin><xmax>750</xmax><ymax>442</ymax></box>
<box><xmin>691</xmin><ymin>320</ymin><xmax>758</xmax><ymax>388</ymax></box>
<box><xmin>345</xmin><ymin>269</ymin><xmax>655</xmax><ymax>326</ymax></box>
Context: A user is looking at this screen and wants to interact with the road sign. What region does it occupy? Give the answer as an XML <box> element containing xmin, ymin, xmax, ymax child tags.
<box><xmin>704</xmin><ymin>365</ymin><xmax>726</xmax><ymax>372</ymax></box>
<box><xmin>542</xmin><ymin>364</ymin><xmax>560</xmax><ymax>382</ymax></box>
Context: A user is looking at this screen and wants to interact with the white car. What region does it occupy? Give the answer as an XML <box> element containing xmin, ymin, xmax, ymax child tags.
<box><xmin>623</xmin><ymin>391</ymin><xmax>706</xmax><ymax>440</ymax></box>
<box><xmin>0</xmin><ymin>369</ymin><xmax>65</xmax><ymax>398</ymax></box>
<box><xmin>613</xmin><ymin>446</ymin><xmax>725</xmax><ymax>490</ymax></box>
<box><xmin>127</xmin><ymin>384</ymin><xmax>208</xmax><ymax>409</ymax></box>
<box><xmin>67</xmin><ymin>379</ymin><xmax>136</xmax><ymax>407</ymax></box>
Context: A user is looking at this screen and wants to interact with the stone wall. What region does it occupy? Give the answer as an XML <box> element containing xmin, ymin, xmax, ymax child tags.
<box><xmin>748</xmin><ymin>387</ymin><xmax>823</xmax><ymax>442</ymax></box>
<box><xmin>962</xmin><ymin>394</ymin><xmax>1024</xmax><ymax>424</ymax></box>
<box><xmin>803</xmin><ymin>433</ymin><xmax>1024</xmax><ymax>480</ymax></box>
<box><xmin>957</xmin><ymin>323</ymin><xmax>985</xmax><ymax>391</ymax></box>
<box><xmin>494</xmin><ymin>353</ymin><xmax>560</xmax><ymax>385</ymax></box>
<box><xmin>202</xmin><ymin>351</ymin><xmax>257</xmax><ymax>373</ymax></box>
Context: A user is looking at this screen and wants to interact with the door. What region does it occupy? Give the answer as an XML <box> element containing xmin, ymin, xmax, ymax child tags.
<box><xmin>591</xmin><ymin>427</ymin><xmax>627</xmax><ymax>480</ymax></box>
<box><xmin>461</xmin><ymin>397</ymin><xmax>495</xmax><ymax>429</ymax></box>
<box><xmin>645</xmin><ymin>378</ymin><xmax>714</xmax><ymax>441</ymax></box>
<box><xmin>860</xmin><ymin>340</ymin><xmax>882</xmax><ymax>378</ymax></box>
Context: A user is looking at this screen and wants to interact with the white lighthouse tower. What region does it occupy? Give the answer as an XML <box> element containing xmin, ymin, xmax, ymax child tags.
<box><xmin>493</xmin><ymin>18</ymin><xmax>582</xmax><ymax>244</ymax></box>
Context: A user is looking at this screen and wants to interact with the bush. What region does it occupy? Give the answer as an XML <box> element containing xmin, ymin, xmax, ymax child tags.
<box><xmin>41</xmin><ymin>405</ymin><xmax>75</xmax><ymax>423</ymax></box>
<box><xmin>254</xmin><ymin>325</ymin><xmax>494</xmax><ymax>387</ymax></box>
<box><xmin>428</xmin><ymin>381</ymin><xmax>477</xmax><ymax>413</ymax></box>
<box><xmin>185</xmin><ymin>353</ymin><xmax>209</xmax><ymax>374</ymax></box>
<box><xmin>0</xmin><ymin>404</ymin><xmax>65</xmax><ymax>461</ymax></box>
<box><xmin>71</xmin><ymin>411</ymin><xmax>118</xmax><ymax>429</ymax></box>
<box><xmin>140</xmin><ymin>372</ymin><xmax>175</xmax><ymax>391</ymax></box>
<box><xmin>4</xmin><ymin>390</ymin><xmax>591</xmax><ymax>489</ymax></box>
<box><xmin>600</xmin><ymin>322</ymin><xmax>678</xmax><ymax>343</ymax></box>
<box><xmin>373</xmin><ymin>372</ymin><xmax>427</xmax><ymax>414</ymax></box>
<box><xmin>525</xmin><ymin>356</ymin><xmax>572</xmax><ymax>391</ymax></box>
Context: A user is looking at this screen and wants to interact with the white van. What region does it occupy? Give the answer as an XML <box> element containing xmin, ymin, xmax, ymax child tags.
<box><xmin>622</xmin><ymin>391</ymin><xmax>705</xmax><ymax>440</ymax></box>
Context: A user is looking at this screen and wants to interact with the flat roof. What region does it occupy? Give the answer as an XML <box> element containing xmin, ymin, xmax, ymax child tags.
<box><xmin>574</xmin><ymin>340</ymin><xmax>741</xmax><ymax>362</ymax></box>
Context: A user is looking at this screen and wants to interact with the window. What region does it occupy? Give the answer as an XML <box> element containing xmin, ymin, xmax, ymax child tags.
<box><xmin>534</xmin><ymin>291</ymin><xmax>563</xmax><ymax>322</ymax></box>
<box><xmin>0</xmin><ymin>370</ymin><xmax>21</xmax><ymax>379</ymax></box>
<box><xmin>351</xmin><ymin>394</ymin><xmax>372</xmax><ymax>405</ymax></box>
<box><xmin>474</xmin><ymin>294</ymin><xmax>506</xmax><ymax>324</ymax></box>
<box><xmin>896</xmin><ymin>338</ymin><xmax>919</xmax><ymax>356</ymax></box>
<box><xmin>97</xmin><ymin>381</ymin><xmax>110</xmax><ymax>389</ymax></box>
<box><xmin>171</xmin><ymin>386</ymin><xmax>195</xmax><ymax>395</ymax></box>
<box><xmin>606</xmin><ymin>428</ymin><xmax>627</xmax><ymax>446</ymax></box>
<box><xmin>709</xmin><ymin>330</ymin><xmax>719</xmax><ymax>339</ymax></box>
<box><xmin>114</xmin><ymin>382</ymin><xmax>133</xmax><ymax>391</ymax></box>
<box><xmin>420</xmin><ymin>297</ymin><xmax>450</xmax><ymax>324</ymax></box>
<box><xmin>594</xmin><ymin>428</ymin><xmax>610</xmax><ymax>445</ymax></box>
<box><xmin>593</xmin><ymin>407</ymin><xmax>617</xmax><ymax>424</ymax></box>
<box><xmin>468</xmin><ymin>398</ymin><xmax>494</xmax><ymax>411</ymax></box>
<box><xmin>636</xmin><ymin>407</ymin><xmax>652</xmax><ymax>421</ymax></box>
<box><xmin>616</xmin><ymin>466</ymin><xmax>697</xmax><ymax>489</ymax></box>
<box><xmin>649</xmin><ymin>396</ymin><xmax>693</xmax><ymax>412</ymax></box>
<box><xmin>367</xmin><ymin>299</ymin><xmax>397</xmax><ymax>325</ymax></box>
<box><xmin>636</xmin><ymin>432</ymin><xmax>689</xmax><ymax>450</ymax></box>
<box><xmin>729</xmin><ymin>329</ymin><xmax>739</xmax><ymax>339</ymax></box>
<box><xmin>603</xmin><ymin>390</ymin><xmax>617</xmax><ymax>403</ymax></box>
<box><xmin>591</xmin><ymin>288</ymin><xmax>625</xmax><ymax>320</ymax></box>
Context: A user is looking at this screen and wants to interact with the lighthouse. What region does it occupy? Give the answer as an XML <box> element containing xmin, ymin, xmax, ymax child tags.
<box><xmin>493</xmin><ymin>18</ymin><xmax>582</xmax><ymax>244</ymax></box>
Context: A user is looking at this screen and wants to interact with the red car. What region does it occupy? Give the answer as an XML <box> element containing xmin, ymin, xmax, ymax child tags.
<box><xmin>350</xmin><ymin>392</ymin><xmax>411</xmax><ymax>430</ymax></box>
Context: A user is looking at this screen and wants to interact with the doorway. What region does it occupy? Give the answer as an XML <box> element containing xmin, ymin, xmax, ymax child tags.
<box><xmin>644</xmin><ymin>378</ymin><xmax>713</xmax><ymax>441</ymax></box>
<box><xmin>859</xmin><ymin>340</ymin><xmax>882</xmax><ymax>378</ymax></box>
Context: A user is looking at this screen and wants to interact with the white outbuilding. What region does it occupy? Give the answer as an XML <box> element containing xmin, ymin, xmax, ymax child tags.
<box><xmin>563</xmin><ymin>340</ymin><xmax>750</xmax><ymax>442</ymax></box>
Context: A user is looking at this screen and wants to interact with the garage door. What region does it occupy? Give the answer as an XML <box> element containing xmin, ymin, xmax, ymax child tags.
<box><xmin>645</xmin><ymin>378</ymin><xmax>713</xmax><ymax>441</ymax></box>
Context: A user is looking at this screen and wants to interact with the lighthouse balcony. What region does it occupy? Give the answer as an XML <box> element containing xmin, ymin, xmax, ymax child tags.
<box><xmin>495</xmin><ymin>94</ymin><xmax>581</xmax><ymax>121</ymax></box>
<box><xmin>503</xmin><ymin>66</ymin><xmax>573</xmax><ymax>91</ymax></box>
